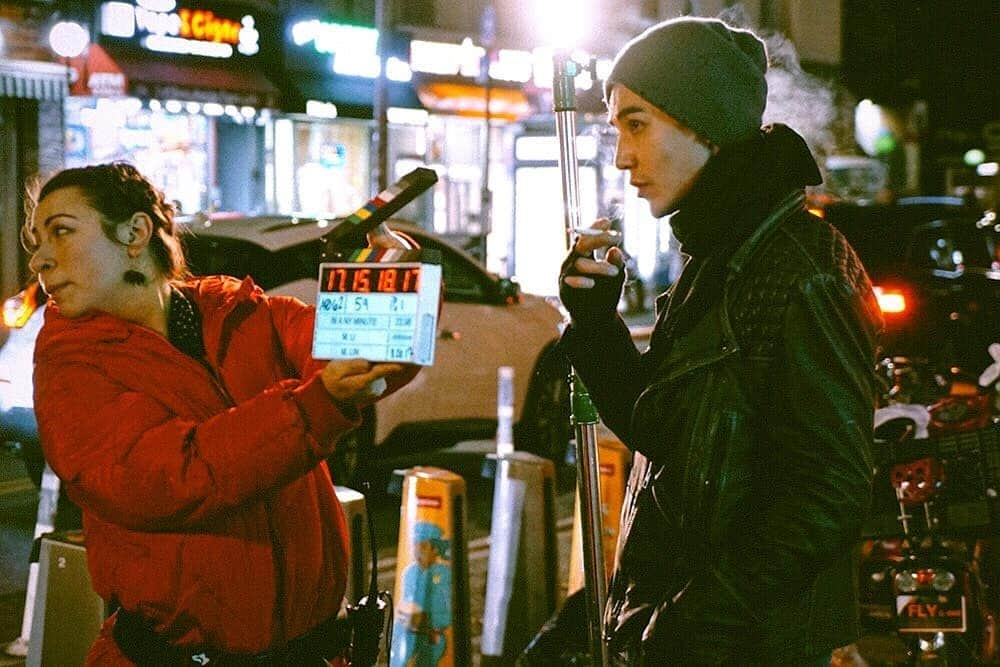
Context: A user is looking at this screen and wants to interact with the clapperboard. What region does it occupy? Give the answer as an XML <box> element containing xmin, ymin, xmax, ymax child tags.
<box><xmin>313</xmin><ymin>248</ymin><xmax>442</xmax><ymax>365</ymax></box>
<box><xmin>312</xmin><ymin>166</ymin><xmax>441</xmax><ymax>365</ymax></box>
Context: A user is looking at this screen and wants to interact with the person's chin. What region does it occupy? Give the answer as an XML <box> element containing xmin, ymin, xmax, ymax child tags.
<box><xmin>646</xmin><ymin>198</ymin><xmax>673</xmax><ymax>219</ymax></box>
<box><xmin>52</xmin><ymin>300</ymin><xmax>85</xmax><ymax>319</ymax></box>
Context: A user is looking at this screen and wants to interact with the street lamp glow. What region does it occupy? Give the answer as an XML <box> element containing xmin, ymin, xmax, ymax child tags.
<box><xmin>855</xmin><ymin>99</ymin><xmax>890</xmax><ymax>157</ymax></box>
<box><xmin>535</xmin><ymin>0</ymin><xmax>591</xmax><ymax>49</ymax></box>
<box><xmin>978</xmin><ymin>162</ymin><xmax>999</xmax><ymax>177</ymax></box>
<box><xmin>964</xmin><ymin>148</ymin><xmax>986</xmax><ymax>166</ymax></box>
<box><xmin>49</xmin><ymin>21</ymin><xmax>90</xmax><ymax>58</ymax></box>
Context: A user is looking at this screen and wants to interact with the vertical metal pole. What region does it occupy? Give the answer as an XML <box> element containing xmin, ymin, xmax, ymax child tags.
<box><xmin>553</xmin><ymin>52</ymin><xmax>610</xmax><ymax>667</ymax></box>
<box><xmin>480</xmin><ymin>74</ymin><xmax>492</xmax><ymax>263</ymax></box>
<box><xmin>553</xmin><ymin>56</ymin><xmax>581</xmax><ymax>251</ymax></box>
<box><xmin>373</xmin><ymin>0</ymin><xmax>390</xmax><ymax>192</ymax></box>
<box><xmin>479</xmin><ymin>3</ymin><xmax>496</xmax><ymax>264</ymax></box>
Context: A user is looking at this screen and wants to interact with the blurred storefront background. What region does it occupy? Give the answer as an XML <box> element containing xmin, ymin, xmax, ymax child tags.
<box><xmin>1</xmin><ymin>0</ymin><xmax>996</xmax><ymax>304</ymax></box>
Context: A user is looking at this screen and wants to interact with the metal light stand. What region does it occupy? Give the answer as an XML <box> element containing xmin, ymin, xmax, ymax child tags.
<box><xmin>373</xmin><ymin>0</ymin><xmax>390</xmax><ymax>191</ymax></box>
<box><xmin>553</xmin><ymin>52</ymin><xmax>610</xmax><ymax>667</ymax></box>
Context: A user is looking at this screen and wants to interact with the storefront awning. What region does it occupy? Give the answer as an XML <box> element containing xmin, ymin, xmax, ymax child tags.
<box><xmin>283</xmin><ymin>74</ymin><xmax>422</xmax><ymax>119</ymax></box>
<box><xmin>413</xmin><ymin>75</ymin><xmax>534</xmax><ymax>121</ymax></box>
<box><xmin>0</xmin><ymin>59</ymin><xmax>68</xmax><ymax>101</ymax></box>
<box><xmin>100</xmin><ymin>45</ymin><xmax>279</xmax><ymax>108</ymax></box>
<box><xmin>69</xmin><ymin>45</ymin><xmax>128</xmax><ymax>98</ymax></box>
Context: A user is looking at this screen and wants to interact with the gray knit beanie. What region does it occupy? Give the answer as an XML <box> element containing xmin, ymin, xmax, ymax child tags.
<box><xmin>605</xmin><ymin>17</ymin><xmax>768</xmax><ymax>147</ymax></box>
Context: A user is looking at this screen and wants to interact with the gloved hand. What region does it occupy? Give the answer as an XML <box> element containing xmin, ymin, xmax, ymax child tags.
<box><xmin>559</xmin><ymin>218</ymin><xmax>626</xmax><ymax>326</ymax></box>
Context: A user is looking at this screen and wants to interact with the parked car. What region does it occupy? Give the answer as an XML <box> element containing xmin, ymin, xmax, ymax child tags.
<box><xmin>820</xmin><ymin>198</ymin><xmax>999</xmax><ymax>376</ymax></box>
<box><xmin>821</xmin><ymin>155</ymin><xmax>889</xmax><ymax>205</ymax></box>
<box><xmin>0</xmin><ymin>282</ymin><xmax>45</xmax><ymax>486</ymax></box>
<box><xmin>0</xmin><ymin>217</ymin><xmax>569</xmax><ymax>486</ymax></box>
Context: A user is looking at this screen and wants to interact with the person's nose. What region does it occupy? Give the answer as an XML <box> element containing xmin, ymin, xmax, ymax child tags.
<box><xmin>28</xmin><ymin>241</ymin><xmax>53</xmax><ymax>275</ymax></box>
<box><xmin>614</xmin><ymin>134</ymin><xmax>635</xmax><ymax>171</ymax></box>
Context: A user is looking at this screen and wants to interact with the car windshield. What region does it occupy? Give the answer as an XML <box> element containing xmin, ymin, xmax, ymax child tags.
<box><xmin>824</xmin><ymin>204</ymin><xmax>989</xmax><ymax>278</ymax></box>
<box><xmin>906</xmin><ymin>219</ymin><xmax>999</xmax><ymax>273</ymax></box>
<box><xmin>182</xmin><ymin>236</ymin><xmax>323</xmax><ymax>290</ymax></box>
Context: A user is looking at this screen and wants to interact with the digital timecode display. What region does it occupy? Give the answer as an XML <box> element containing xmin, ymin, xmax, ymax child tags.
<box><xmin>313</xmin><ymin>261</ymin><xmax>441</xmax><ymax>366</ymax></box>
<box><xmin>320</xmin><ymin>266</ymin><xmax>421</xmax><ymax>293</ymax></box>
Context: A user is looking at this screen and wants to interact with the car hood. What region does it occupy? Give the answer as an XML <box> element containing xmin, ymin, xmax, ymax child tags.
<box><xmin>267</xmin><ymin>279</ymin><xmax>317</xmax><ymax>304</ymax></box>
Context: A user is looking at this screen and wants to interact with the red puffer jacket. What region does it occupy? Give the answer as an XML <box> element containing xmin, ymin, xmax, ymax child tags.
<box><xmin>34</xmin><ymin>276</ymin><xmax>400</xmax><ymax>660</ymax></box>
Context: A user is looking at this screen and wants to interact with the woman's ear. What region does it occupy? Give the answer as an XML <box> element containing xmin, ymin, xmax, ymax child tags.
<box><xmin>116</xmin><ymin>212</ymin><xmax>154</xmax><ymax>252</ymax></box>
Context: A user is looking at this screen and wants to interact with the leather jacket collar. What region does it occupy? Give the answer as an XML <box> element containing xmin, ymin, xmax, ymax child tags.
<box><xmin>670</xmin><ymin>123</ymin><xmax>822</xmax><ymax>260</ymax></box>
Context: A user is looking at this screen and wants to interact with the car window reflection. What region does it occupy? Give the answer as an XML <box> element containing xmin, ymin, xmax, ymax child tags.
<box><xmin>182</xmin><ymin>230</ymin><xmax>497</xmax><ymax>305</ymax></box>
<box><xmin>906</xmin><ymin>219</ymin><xmax>993</xmax><ymax>274</ymax></box>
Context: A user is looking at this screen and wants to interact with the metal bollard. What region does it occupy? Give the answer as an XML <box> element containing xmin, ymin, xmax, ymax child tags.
<box><xmin>480</xmin><ymin>452</ymin><xmax>559</xmax><ymax>665</ymax></box>
<box><xmin>336</xmin><ymin>486</ymin><xmax>370</xmax><ymax>613</ymax></box>
<box><xmin>390</xmin><ymin>467</ymin><xmax>471</xmax><ymax>667</ymax></box>
<box><xmin>495</xmin><ymin>366</ymin><xmax>515</xmax><ymax>457</ymax></box>
<box><xmin>568</xmin><ymin>438</ymin><xmax>631</xmax><ymax>595</ymax></box>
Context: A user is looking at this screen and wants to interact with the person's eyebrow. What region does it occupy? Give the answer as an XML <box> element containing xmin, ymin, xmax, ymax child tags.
<box><xmin>614</xmin><ymin>105</ymin><xmax>648</xmax><ymax>121</ymax></box>
<box><xmin>42</xmin><ymin>213</ymin><xmax>77</xmax><ymax>228</ymax></box>
<box><xmin>609</xmin><ymin>105</ymin><xmax>649</xmax><ymax>125</ymax></box>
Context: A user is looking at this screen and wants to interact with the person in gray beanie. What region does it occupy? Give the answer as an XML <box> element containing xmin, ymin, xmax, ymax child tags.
<box><xmin>542</xmin><ymin>15</ymin><xmax>883</xmax><ymax>667</ymax></box>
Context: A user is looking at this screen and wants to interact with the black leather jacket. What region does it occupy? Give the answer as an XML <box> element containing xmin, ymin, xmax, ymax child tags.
<box><xmin>561</xmin><ymin>192</ymin><xmax>883</xmax><ymax>665</ymax></box>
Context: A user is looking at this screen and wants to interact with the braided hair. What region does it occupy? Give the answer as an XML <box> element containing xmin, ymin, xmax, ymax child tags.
<box><xmin>22</xmin><ymin>162</ymin><xmax>188</xmax><ymax>280</ymax></box>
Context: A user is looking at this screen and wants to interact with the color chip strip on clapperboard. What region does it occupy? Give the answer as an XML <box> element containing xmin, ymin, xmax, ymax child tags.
<box><xmin>341</xmin><ymin>181</ymin><xmax>409</xmax><ymax>227</ymax></box>
<box><xmin>345</xmin><ymin>247</ymin><xmax>421</xmax><ymax>263</ymax></box>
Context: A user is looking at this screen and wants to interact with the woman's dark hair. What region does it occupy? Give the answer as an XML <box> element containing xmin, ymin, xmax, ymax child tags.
<box><xmin>22</xmin><ymin>162</ymin><xmax>187</xmax><ymax>280</ymax></box>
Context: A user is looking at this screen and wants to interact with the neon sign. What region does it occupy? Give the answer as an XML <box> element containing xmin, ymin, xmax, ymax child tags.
<box><xmin>290</xmin><ymin>20</ymin><xmax>382</xmax><ymax>78</ymax></box>
<box><xmin>178</xmin><ymin>9</ymin><xmax>240</xmax><ymax>43</ymax></box>
<box><xmin>290</xmin><ymin>19</ymin><xmax>415</xmax><ymax>81</ymax></box>
<box><xmin>100</xmin><ymin>1</ymin><xmax>260</xmax><ymax>58</ymax></box>
<box><xmin>291</xmin><ymin>20</ymin><xmax>376</xmax><ymax>57</ymax></box>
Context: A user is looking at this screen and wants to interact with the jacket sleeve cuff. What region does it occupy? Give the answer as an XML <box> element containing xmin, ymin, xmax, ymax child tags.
<box><xmin>291</xmin><ymin>374</ymin><xmax>362</xmax><ymax>450</ymax></box>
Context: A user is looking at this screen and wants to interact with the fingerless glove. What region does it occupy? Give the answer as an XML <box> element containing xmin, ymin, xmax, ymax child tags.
<box><xmin>558</xmin><ymin>250</ymin><xmax>626</xmax><ymax>327</ymax></box>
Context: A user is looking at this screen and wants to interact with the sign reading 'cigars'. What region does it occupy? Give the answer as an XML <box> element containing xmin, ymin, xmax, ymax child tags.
<box><xmin>98</xmin><ymin>0</ymin><xmax>261</xmax><ymax>59</ymax></box>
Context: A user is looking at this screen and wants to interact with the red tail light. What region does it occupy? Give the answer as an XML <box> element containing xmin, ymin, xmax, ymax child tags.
<box><xmin>2</xmin><ymin>283</ymin><xmax>43</xmax><ymax>328</ymax></box>
<box><xmin>873</xmin><ymin>286</ymin><xmax>907</xmax><ymax>314</ymax></box>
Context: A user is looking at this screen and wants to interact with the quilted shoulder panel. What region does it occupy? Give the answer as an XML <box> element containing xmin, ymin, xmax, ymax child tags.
<box><xmin>727</xmin><ymin>211</ymin><xmax>871</xmax><ymax>359</ymax></box>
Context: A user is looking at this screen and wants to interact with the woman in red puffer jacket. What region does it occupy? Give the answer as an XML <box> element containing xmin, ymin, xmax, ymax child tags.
<box><xmin>23</xmin><ymin>162</ymin><xmax>419</xmax><ymax>665</ymax></box>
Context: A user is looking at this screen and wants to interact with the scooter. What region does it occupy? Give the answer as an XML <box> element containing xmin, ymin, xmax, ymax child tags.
<box><xmin>859</xmin><ymin>353</ymin><xmax>1000</xmax><ymax>665</ymax></box>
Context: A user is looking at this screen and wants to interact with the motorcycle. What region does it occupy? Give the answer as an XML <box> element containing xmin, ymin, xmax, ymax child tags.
<box><xmin>859</xmin><ymin>350</ymin><xmax>1000</xmax><ymax>665</ymax></box>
